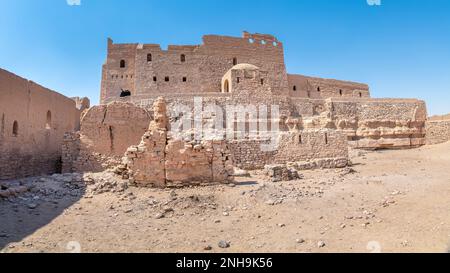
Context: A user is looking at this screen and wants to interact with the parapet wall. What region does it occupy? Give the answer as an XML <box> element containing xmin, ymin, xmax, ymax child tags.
<box><xmin>101</xmin><ymin>31</ymin><xmax>289</xmax><ymax>104</ymax></box>
<box><xmin>287</xmin><ymin>74</ymin><xmax>370</xmax><ymax>99</ymax></box>
<box><xmin>0</xmin><ymin>68</ymin><xmax>80</xmax><ymax>180</ymax></box>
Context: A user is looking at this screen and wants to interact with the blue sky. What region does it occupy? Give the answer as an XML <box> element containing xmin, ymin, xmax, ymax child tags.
<box><xmin>0</xmin><ymin>0</ymin><xmax>449</xmax><ymax>115</ymax></box>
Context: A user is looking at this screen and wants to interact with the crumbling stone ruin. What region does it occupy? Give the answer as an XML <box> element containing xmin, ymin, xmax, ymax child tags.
<box><xmin>426</xmin><ymin>114</ymin><xmax>450</xmax><ymax>145</ymax></box>
<box><xmin>100</xmin><ymin>31</ymin><xmax>427</xmax><ymax>150</ymax></box>
<box><xmin>118</xmin><ymin>97</ymin><xmax>234</xmax><ymax>188</ymax></box>
<box><xmin>0</xmin><ymin>31</ymin><xmax>446</xmax><ymax>188</ymax></box>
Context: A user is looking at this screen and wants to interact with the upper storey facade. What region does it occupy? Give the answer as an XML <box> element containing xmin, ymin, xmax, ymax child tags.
<box><xmin>100</xmin><ymin>31</ymin><xmax>370</xmax><ymax>104</ymax></box>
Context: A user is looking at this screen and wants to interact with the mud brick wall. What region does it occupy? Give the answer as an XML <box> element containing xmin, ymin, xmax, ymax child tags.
<box><xmin>61</xmin><ymin>102</ymin><xmax>151</xmax><ymax>173</ymax></box>
<box><xmin>0</xmin><ymin>68</ymin><xmax>80</xmax><ymax>180</ymax></box>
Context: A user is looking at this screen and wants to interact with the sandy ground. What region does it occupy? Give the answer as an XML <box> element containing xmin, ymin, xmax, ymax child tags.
<box><xmin>1</xmin><ymin>142</ymin><xmax>450</xmax><ymax>253</ymax></box>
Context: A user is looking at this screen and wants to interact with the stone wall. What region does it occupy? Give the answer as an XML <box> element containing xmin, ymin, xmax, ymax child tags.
<box><xmin>101</xmin><ymin>31</ymin><xmax>288</xmax><ymax>104</ymax></box>
<box><xmin>287</xmin><ymin>74</ymin><xmax>370</xmax><ymax>99</ymax></box>
<box><xmin>100</xmin><ymin>31</ymin><xmax>371</xmax><ymax>104</ymax></box>
<box><xmin>120</xmin><ymin>98</ymin><xmax>234</xmax><ymax>188</ymax></box>
<box><xmin>325</xmin><ymin>98</ymin><xmax>427</xmax><ymax>149</ymax></box>
<box><xmin>0</xmin><ymin>68</ymin><xmax>80</xmax><ymax>180</ymax></box>
<box><xmin>229</xmin><ymin>129</ymin><xmax>348</xmax><ymax>170</ymax></box>
<box><xmin>426</xmin><ymin>117</ymin><xmax>450</xmax><ymax>145</ymax></box>
<box><xmin>61</xmin><ymin>102</ymin><xmax>151</xmax><ymax>173</ymax></box>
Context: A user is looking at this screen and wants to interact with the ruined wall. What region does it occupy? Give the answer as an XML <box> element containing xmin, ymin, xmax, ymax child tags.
<box><xmin>229</xmin><ymin>129</ymin><xmax>348</xmax><ymax>170</ymax></box>
<box><xmin>287</xmin><ymin>74</ymin><xmax>370</xmax><ymax>99</ymax></box>
<box><xmin>61</xmin><ymin>102</ymin><xmax>151</xmax><ymax>173</ymax></box>
<box><xmin>0</xmin><ymin>68</ymin><xmax>80</xmax><ymax>180</ymax></box>
<box><xmin>100</xmin><ymin>31</ymin><xmax>288</xmax><ymax>104</ymax></box>
<box><xmin>329</xmin><ymin>98</ymin><xmax>427</xmax><ymax>149</ymax></box>
<box><xmin>121</xmin><ymin>98</ymin><xmax>234</xmax><ymax>188</ymax></box>
<box><xmin>426</xmin><ymin>116</ymin><xmax>450</xmax><ymax>145</ymax></box>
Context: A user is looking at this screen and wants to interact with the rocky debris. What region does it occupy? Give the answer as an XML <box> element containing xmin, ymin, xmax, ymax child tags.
<box><xmin>317</xmin><ymin>241</ymin><xmax>326</xmax><ymax>248</ymax></box>
<box><xmin>338</xmin><ymin>167</ymin><xmax>357</xmax><ymax>176</ymax></box>
<box><xmin>0</xmin><ymin>185</ymin><xmax>30</xmax><ymax>198</ymax></box>
<box><xmin>86</xmin><ymin>171</ymin><xmax>129</xmax><ymax>195</ymax></box>
<box><xmin>27</xmin><ymin>203</ymin><xmax>38</xmax><ymax>209</ymax></box>
<box><xmin>264</xmin><ymin>164</ymin><xmax>301</xmax><ymax>182</ymax></box>
<box><xmin>154</xmin><ymin>213</ymin><xmax>164</xmax><ymax>219</ymax></box>
<box><xmin>218</xmin><ymin>240</ymin><xmax>231</xmax><ymax>249</ymax></box>
<box><xmin>204</xmin><ymin>245</ymin><xmax>213</xmax><ymax>251</ymax></box>
<box><xmin>296</xmin><ymin>239</ymin><xmax>305</xmax><ymax>244</ymax></box>
<box><xmin>233</xmin><ymin>168</ymin><xmax>250</xmax><ymax>177</ymax></box>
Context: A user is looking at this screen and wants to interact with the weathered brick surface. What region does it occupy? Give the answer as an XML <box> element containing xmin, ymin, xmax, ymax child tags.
<box><xmin>61</xmin><ymin>102</ymin><xmax>151</xmax><ymax>173</ymax></box>
<box><xmin>426</xmin><ymin>118</ymin><xmax>450</xmax><ymax>145</ymax></box>
<box><xmin>0</xmin><ymin>68</ymin><xmax>82</xmax><ymax>180</ymax></box>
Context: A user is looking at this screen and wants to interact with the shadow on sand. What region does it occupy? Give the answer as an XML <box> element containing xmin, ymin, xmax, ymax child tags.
<box><xmin>0</xmin><ymin>177</ymin><xmax>85</xmax><ymax>251</ymax></box>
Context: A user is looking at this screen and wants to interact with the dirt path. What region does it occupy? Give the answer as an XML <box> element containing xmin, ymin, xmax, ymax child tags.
<box><xmin>1</xmin><ymin>143</ymin><xmax>450</xmax><ymax>253</ymax></box>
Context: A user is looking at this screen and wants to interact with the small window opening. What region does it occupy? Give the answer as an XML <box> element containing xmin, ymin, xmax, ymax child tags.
<box><xmin>147</xmin><ymin>54</ymin><xmax>152</xmax><ymax>62</ymax></box>
<box><xmin>233</xmin><ymin>57</ymin><xmax>237</xmax><ymax>65</ymax></box>
<box><xmin>317</xmin><ymin>87</ymin><xmax>321</xmax><ymax>92</ymax></box>
<box><xmin>293</xmin><ymin>85</ymin><xmax>297</xmax><ymax>91</ymax></box>
<box><xmin>180</xmin><ymin>54</ymin><xmax>186</xmax><ymax>62</ymax></box>
<box><xmin>359</xmin><ymin>92</ymin><xmax>362</xmax><ymax>98</ymax></box>
<box><xmin>120</xmin><ymin>60</ymin><xmax>126</xmax><ymax>68</ymax></box>
<box><xmin>307</xmin><ymin>91</ymin><xmax>311</xmax><ymax>98</ymax></box>
<box><xmin>46</xmin><ymin>110</ymin><xmax>52</xmax><ymax>129</ymax></box>
<box><xmin>153</xmin><ymin>76</ymin><xmax>157</xmax><ymax>82</ymax></box>
<box><xmin>299</xmin><ymin>134</ymin><xmax>302</xmax><ymax>144</ymax></box>
<box><xmin>182</xmin><ymin>77</ymin><xmax>187</xmax><ymax>82</ymax></box>
<box><xmin>261</xmin><ymin>79</ymin><xmax>264</xmax><ymax>85</ymax></box>
<box><xmin>249</xmin><ymin>38</ymin><xmax>254</xmax><ymax>44</ymax></box>
<box><xmin>224</xmin><ymin>80</ymin><xmax>230</xmax><ymax>93</ymax></box>
<box><xmin>12</xmin><ymin>121</ymin><xmax>18</xmax><ymax>137</ymax></box>
<box><xmin>165</xmin><ymin>76</ymin><xmax>169</xmax><ymax>82</ymax></box>
<box><xmin>236</xmin><ymin>77</ymin><xmax>240</xmax><ymax>83</ymax></box>
<box><xmin>325</xmin><ymin>133</ymin><xmax>328</xmax><ymax>144</ymax></box>
<box><xmin>339</xmin><ymin>89</ymin><xmax>343</xmax><ymax>96</ymax></box>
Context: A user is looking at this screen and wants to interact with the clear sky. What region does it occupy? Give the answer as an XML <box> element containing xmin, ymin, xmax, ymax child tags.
<box><xmin>1</xmin><ymin>0</ymin><xmax>449</xmax><ymax>115</ymax></box>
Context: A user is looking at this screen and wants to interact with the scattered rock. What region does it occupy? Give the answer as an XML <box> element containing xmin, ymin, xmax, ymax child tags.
<box><xmin>218</xmin><ymin>240</ymin><xmax>230</xmax><ymax>249</ymax></box>
<box><xmin>264</xmin><ymin>164</ymin><xmax>301</xmax><ymax>182</ymax></box>
<box><xmin>204</xmin><ymin>245</ymin><xmax>213</xmax><ymax>251</ymax></box>
<box><xmin>27</xmin><ymin>203</ymin><xmax>38</xmax><ymax>209</ymax></box>
<box><xmin>154</xmin><ymin>213</ymin><xmax>164</xmax><ymax>219</ymax></box>
<box><xmin>233</xmin><ymin>168</ymin><xmax>250</xmax><ymax>177</ymax></box>
<box><xmin>296</xmin><ymin>239</ymin><xmax>305</xmax><ymax>244</ymax></box>
<box><xmin>317</xmin><ymin>241</ymin><xmax>326</xmax><ymax>248</ymax></box>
